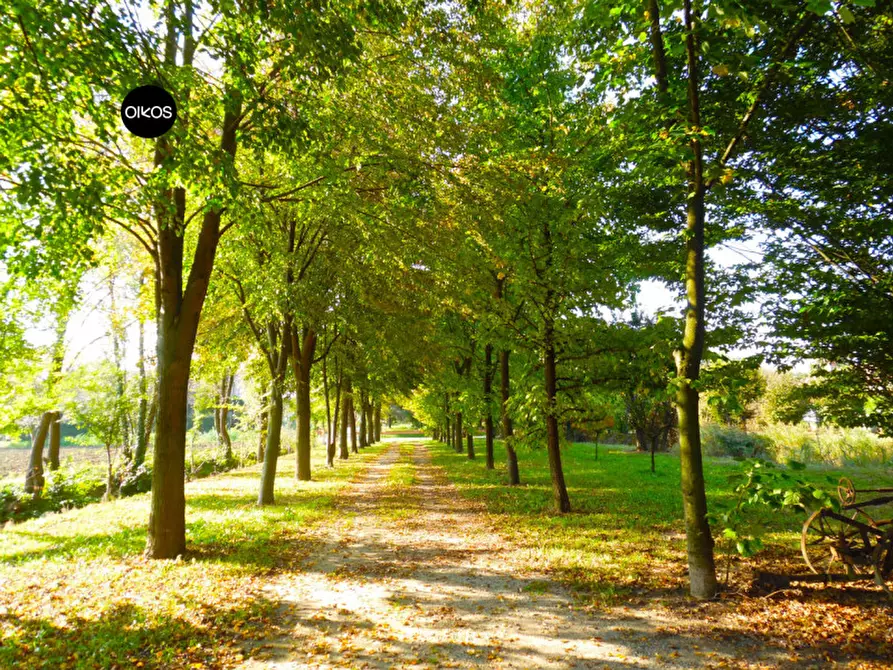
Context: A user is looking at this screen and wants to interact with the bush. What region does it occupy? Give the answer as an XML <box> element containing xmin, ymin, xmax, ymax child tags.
<box><xmin>2</xmin><ymin>443</ymin><xmax>257</xmax><ymax>525</ymax></box>
<box><xmin>701</xmin><ymin>424</ymin><xmax>772</xmax><ymax>459</ymax></box>
<box><xmin>118</xmin><ymin>461</ymin><xmax>152</xmax><ymax>496</ymax></box>
<box><xmin>1</xmin><ymin>467</ymin><xmax>105</xmax><ymax>524</ymax></box>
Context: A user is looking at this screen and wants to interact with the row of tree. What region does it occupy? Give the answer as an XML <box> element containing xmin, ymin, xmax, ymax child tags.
<box><xmin>2</xmin><ymin>0</ymin><xmax>889</xmax><ymax>602</ymax></box>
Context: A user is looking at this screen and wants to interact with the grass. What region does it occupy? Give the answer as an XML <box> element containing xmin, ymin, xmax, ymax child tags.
<box><xmin>0</xmin><ymin>441</ymin><xmax>390</xmax><ymax>670</ymax></box>
<box><xmin>377</xmin><ymin>442</ymin><xmax>418</xmax><ymax>521</ymax></box>
<box><xmin>431</xmin><ymin>438</ymin><xmax>893</xmax><ymax>604</ymax></box>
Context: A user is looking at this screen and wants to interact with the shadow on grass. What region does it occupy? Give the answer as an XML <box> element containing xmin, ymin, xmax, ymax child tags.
<box><xmin>0</xmin><ymin>599</ymin><xmax>277</xmax><ymax>670</ymax></box>
<box><xmin>1</xmin><ymin>526</ymin><xmax>147</xmax><ymax>565</ymax></box>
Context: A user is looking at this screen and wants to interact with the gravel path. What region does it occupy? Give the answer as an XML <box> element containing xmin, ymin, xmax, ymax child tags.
<box><xmin>236</xmin><ymin>441</ymin><xmax>787</xmax><ymax>669</ymax></box>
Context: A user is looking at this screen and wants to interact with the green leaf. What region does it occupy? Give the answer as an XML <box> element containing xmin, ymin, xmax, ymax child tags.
<box><xmin>838</xmin><ymin>6</ymin><xmax>856</xmax><ymax>23</ymax></box>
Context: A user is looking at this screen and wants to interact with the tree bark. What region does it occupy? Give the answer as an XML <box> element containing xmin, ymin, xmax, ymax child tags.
<box><xmin>148</xmin><ymin>330</ymin><xmax>192</xmax><ymax>557</ymax></box>
<box><xmin>484</xmin><ymin>343</ymin><xmax>494</xmax><ymax>469</ymax></box>
<box><xmin>26</xmin><ymin>412</ymin><xmax>54</xmax><ymax>496</ymax></box>
<box><xmin>48</xmin><ymin>416</ymin><xmax>61</xmax><ymax>473</ymax></box>
<box><xmin>454</xmin><ymin>412</ymin><xmax>463</xmax><ymax>454</ymax></box>
<box><xmin>673</xmin><ymin>0</ymin><xmax>718</xmax><ymax>598</ymax></box>
<box><xmin>495</xmin><ymin>273</ymin><xmax>521</xmax><ymax>486</ymax></box>
<box><xmin>218</xmin><ymin>372</ymin><xmax>234</xmax><ymax>460</ymax></box>
<box><xmin>257</xmin><ymin>407</ymin><xmax>268</xmax><ymax>463</ymax></box>
<box><xmin>292</xmin><ymin>326</ymin><xmax>317</xmax><ymax>481</ymax></box>
<box><xmin>340</xmin><ymin>381</ymin><xmax>350</xmax><ymax>460</ymax></box>
<box><xmin>133</xmin><ymin>311</ymin><xmax>149</xmax><ymax>471</ymax></box>
<box><xmin>258</xmin><ymin>387</ymin><xmax>283</xmax><ymax>505</ymax></box>
<box><xmin>46</xmin><ymin>304</ymin><xmax>70</xmax><ymax>471</ymax></box>
<box><xmin>358</xmin><ymin>391</ymin><xmax>368</xmax><ymax>448</ymax></box>
<box><xmin>145</xmin><ymin>6</ymin><xmax>240</xmax><ymax>558</ymax></box>
<box><xmin>544</xmin><ymin>315</ymin><xmax>571</xmax><ymax>513</ymax></box>
<box><xmin>348</xmin><ymin>381</ymin><xmax>358</xmax><ymax>454</ymax></box>
<box><xmin>444</xmin><ymin>415</ymin><xmax>452</xmax><ymax>450</ymax></box>
<box><xmin>373</xmin><ymin>403</ymin><xmax>381</xmax><ymax>442</ymax></box>
<box><xmin>466</xmin><ymin>430</ymin><xmax>475</xmax><ymax>460</ymax></box>
<box><xmin>328</xmin><ymin>367</ymin><xmax>342</xmax><ymax>467</ymax></box>
<box><xmin>365</xmin><ymin>401</ymin><xmax>374</xmax><ymax>445</ymax></box>
<box><xmin>322</xmin><ymin>355</ymin><xmax>332</xmax><ymax>455</ymax></box>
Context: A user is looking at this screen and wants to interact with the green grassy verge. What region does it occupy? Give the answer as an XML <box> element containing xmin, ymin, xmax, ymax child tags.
<box><xmin>0</xmin><ymin>442</ymin><xmax>390</xmax><ymax>670</ymax></box>
<box><xmin>432</xmin><ymin>439</ymin><xmax>893</xmax><ymax>604</ymax></box>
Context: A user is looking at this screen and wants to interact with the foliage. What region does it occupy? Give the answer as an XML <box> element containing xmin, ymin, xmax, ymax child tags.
<box><xmin>0</xmin><ymin>466</ymin><xmax>104</xmax><ymax>524</ymax></box>
<box><xmin>701</xmin><ymin>424</ymin><xmax>772</xmax><ymax>460</ymax></box>
<box><xmin>700</xmin><ymin>358</ymin><xmax>766</xmax><ymax>429</ymax></box>
<box><xmin>761</xmin><ymin>371</ymin><xmax>812</xmax><ymax>425</ymax></box>
<box><xmin>710</xmin><ymin>459</ymin><xmax>840</xmax><ymax>560</ymax></box>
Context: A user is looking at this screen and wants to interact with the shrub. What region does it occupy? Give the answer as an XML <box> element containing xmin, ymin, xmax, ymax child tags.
<box><xmin>762</xmin><ymin>422</ymin><xmax>893</xmax><ymax>467</ymax></box>
<box><xmin>1</xmin><ymin>466</ymin><xmax>105</xmax><ymax>524</ymax></box>
<box><xmin>701</xmin><ymin>424</ymin><xmax>772</xmax><ymax>459</ymax></box>
<box><xmin>118</xmin><ymin>461</ymin><xmax>152</xmax><ymax>496</ymax></box>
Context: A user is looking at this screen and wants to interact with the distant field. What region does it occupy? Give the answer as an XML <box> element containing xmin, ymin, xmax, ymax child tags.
<box><xmin>0</xmin><ymin>446</ymin><xmax>109</xmax><ymax>481</ymax></box>
<box><xmin>0</xmin><ymin>442</ymin><xmax>248</xmax><ymax>484</ymax></box>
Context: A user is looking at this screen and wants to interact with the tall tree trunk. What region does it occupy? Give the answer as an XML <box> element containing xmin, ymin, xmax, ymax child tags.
<box><xmin>292</xmin><ymin>326</ymin><xmax>317</xmax><ymax>481</ymax></box>
<box><xmin>134</xmin><ymin>311</ymin><xmax>149</xmax><ymax>471</ymax></box>
<box><xmin>322</xmin><ymin>355</ymin><xmax>332</xmax><ymax>453</ymax></box>
<box><xmin>495</xmin><ymin>276</ymin><xmax>520</xmax><ymax>485</ymax></box>
<box><xmin>109</xmin><ymin>276</ymin><xmax>130</xmax><ymax>460</ymax></box>
<box><xmin>146</xmin><ymin>5</ymin><xmax>240</xmax><ymax>558</ymax></box>
<box><xmin>328</xmin><ymin>368</ymin><xmax>342</xmax><ymax>467</ymax></box>
<box><xmin>466</xmin><ymin>430</ymin><xmax>475</xmax><ymax>460</ymax></box>
<box><xmin>46</xmin><ymin>302</ymin><xmax>70</xmax><ymax>472</ymax></box>
<box><xmin>148</xmin><ymin>328</ymin><xmax>193</xmax><ymax>557</ymax></box>
<box><xmin>48</xmin><ymin>416</ymin><xmax>61</xmax><ymax>472</ymax></box>
<box><xmin>543</xmin><ymin>314</ymin><xmax>571</xmax><ymax>513</ymax></box>
<box><xmin>140</xmin><ymin>393</ymin><xmax>157</xmax><ymax>466</ymax></box>
<box><xmin>484</xmin><ymin>343</ymin><xmax>494</xmax><ymax>470</ymax></box>
<box><xmin>373</xmin><ymin>403</ymin><xmax>381</xmax><ymax>442</ymax></box>
<box><xmin>365</xmin><ymin>402</ymin><xmax>374</xmax><ymax>445</ymax></box>
<box><xmin>258</xmin><ymin>387</ymin><xmax>283</xmax><ymax>505</ymax></box>
<box><xmin>26</xmin><ymin>412</ymin><xmax>54</xmax><ymax>496</ymax></box>
<box><xmin>500</xmin><ymin>350</ymin><xmax>520</xmax><ymax>485</ymax></box>
<box><xmin>454</xmin><ymin>412</ymin><xmax>463</xmax><ymax>454</ymax></box>
<box><xmin>348</xmin><ymin>380</ymin><xmax>358</xmax><ymax>454</ymax></box>
<box><xmin>358</xmin><ymin>390</ymin><xmax>368</xmax><ymax>448</ymax></box>
<box><xmin>444</xmin><ymin>394</ymin><xmax>452</xmax><ymax>449</ymax></box>
<box><xmin>257</xmin><ymin>407</ymin><xmax>268</xmax><ymax>463</ymax></box>
<box><xmin>673</xmin><ymin>0</ymin><xmax>717</xmax><ymax>598</ymax></box>
<box><xmin>340</xmin><ymin>381</ymin><xmax>350</xmax><ymax>460</ymax></box>
<box><xmin>218</xmin><ymin>372</ymin><xmax>233</xmax><ymax>460</ymax></box>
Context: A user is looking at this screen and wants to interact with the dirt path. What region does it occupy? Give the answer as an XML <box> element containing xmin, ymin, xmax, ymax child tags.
<box><xmin>237</xmin><ymin>442</ymin><xmax>786</xmax><ymax>669</ymax></box>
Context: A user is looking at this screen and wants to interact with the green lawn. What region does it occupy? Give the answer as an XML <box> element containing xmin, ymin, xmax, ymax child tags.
<box><xmin>431</xmin><ymin>438</ymin><xmax>893</xmax><ymax>603</ymax></box>
<box><xmin>0</xmin><ymin>442</ymin><xmax>390</xmax><ymax>670</ymax></box>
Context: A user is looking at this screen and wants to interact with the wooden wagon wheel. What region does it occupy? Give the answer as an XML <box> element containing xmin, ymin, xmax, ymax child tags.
<box><xmin>837</xmin><ymin>477</ymin><xmax>857</xmax><ymax>505</ymax></box>
<box><xmin>801</xmin><ymin>508</ymin><xmax>876</xmax><ymax>576</ymax></box>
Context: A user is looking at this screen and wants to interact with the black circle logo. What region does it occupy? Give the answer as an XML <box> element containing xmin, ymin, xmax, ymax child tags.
<box><xmin>120</xmin><ymin>85</ymin><xmax>177</xmax><ymax>138</ymax></box>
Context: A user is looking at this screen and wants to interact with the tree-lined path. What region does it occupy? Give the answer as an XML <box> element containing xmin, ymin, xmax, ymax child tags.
<box><xmin>237</xmin><ymin>440</ymin><xmax>783</xmax><ymax>669</ymax></box>
<box><xmin>3</xmin><ymin>1</ymin><xmax>892</xmax><ymax>666</ymax></box>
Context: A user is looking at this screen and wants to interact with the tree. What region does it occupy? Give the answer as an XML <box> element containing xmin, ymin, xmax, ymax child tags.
<box><xmin>753</xmin><ymin>2</ymin><xmax>893</xmax><ymax>434</ymax></box>
<box><xmin>2</xmin><ymin>0</ymin><xmax>411</xmax><ymax>555</ymax></box>
<box><xmin>63</xmin><ymin>363</ymin><xmax>134</xmax><ymax>499</ymax></box>
<box><xmin>574</xmin><ymin>0</ymin><xmax>829</xmax><ymax>598</ymax></box>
